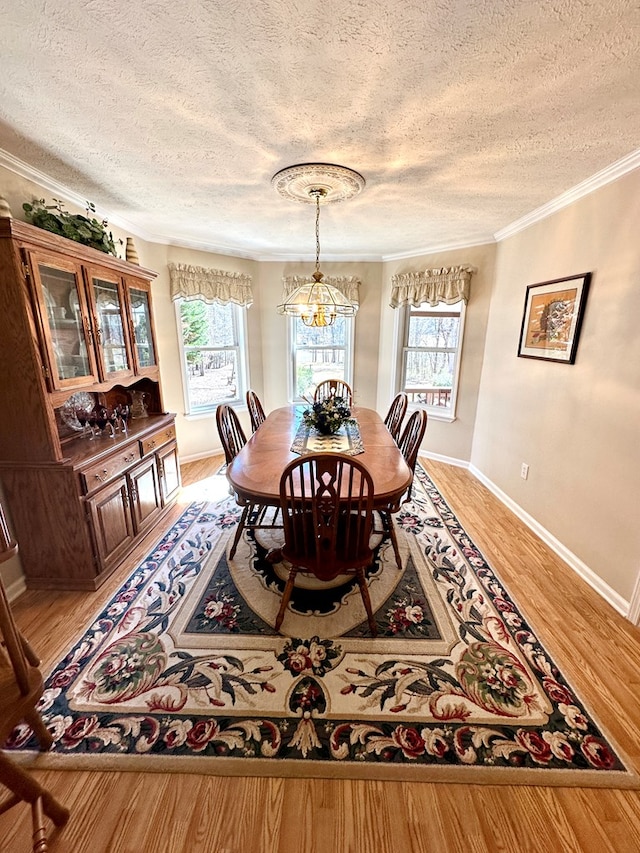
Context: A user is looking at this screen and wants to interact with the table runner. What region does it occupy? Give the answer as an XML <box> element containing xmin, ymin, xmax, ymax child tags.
<box><xmin>290</xmin><ymin>419</ymin><xmax>364</xmax><ymax>456</ymax></box>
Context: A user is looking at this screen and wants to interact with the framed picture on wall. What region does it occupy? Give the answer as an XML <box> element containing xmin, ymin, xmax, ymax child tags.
<box><xmin>517</xmin><ymin>272</ymin><xmax>591</xmax><ymax>364</ymax></box>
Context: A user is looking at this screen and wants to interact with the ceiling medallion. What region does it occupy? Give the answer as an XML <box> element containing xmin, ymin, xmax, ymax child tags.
<box><xmin>273</xmin><ymin>162</ymin><xmax>364</xmax><ymax>327</ymax></box>
<box><xmin>271</xmin><ymin>163</ymin><xmax>365</xmax><ymax>205</ymax></box>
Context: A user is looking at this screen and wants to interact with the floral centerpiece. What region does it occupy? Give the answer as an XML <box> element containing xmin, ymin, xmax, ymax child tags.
<box><xmin>303</xmin><ymin>396</ymin><xmax>354</xmax><ymax>435</ymax></box>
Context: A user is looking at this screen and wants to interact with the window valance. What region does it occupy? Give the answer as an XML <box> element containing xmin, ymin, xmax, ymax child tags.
<box><xmin>282</xmin><ymin>275</ymin><xmax>361</xmax><ymax>307</ymax></box>
<box><xmin>169</xmin><ymin>262</ymin><xmax>253</xmax><ymax>307</ymax></box>
<box><xmin>389</xmin><ymin>265</ymin><xmax>475</xmax><ymax>308</ymax></box>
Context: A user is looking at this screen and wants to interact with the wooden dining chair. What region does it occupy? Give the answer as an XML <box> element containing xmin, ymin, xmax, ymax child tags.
<box><xmin>275</xmin><ymin>453</ymin><xmax>377</xmax><ymax>636</ymax></box>
<box><xmin>378</xmin><ymin>409</ymin><xmax>428</xmax><ymax>570</ymax></box>
<box><xmin>313</xmin><ymin>379</ymin><xmax>353</xmax><ymax>407</ymax></box>
<box><xmin>216</xmin><ymin>405</ymin><xmax>280</xmax><ymax>559</ymax></box>
<box><xmin>0</xmin><ymin>504</ymin><xmax>69</xmax><ymax>852</ymax></box>
<box><xmin>383</xmin><ymin>392</ymin><xmax>408</xmax><ymax>443</ymax></box>
<box><xmin>246</xmin><ymin>389</ymin><xmax>266</xmax><ymax>433</ymax></box>
<box><xmin>216</xmin><ymin>403</ymin><xmax>247</xmax><ymax>466</ymax></box>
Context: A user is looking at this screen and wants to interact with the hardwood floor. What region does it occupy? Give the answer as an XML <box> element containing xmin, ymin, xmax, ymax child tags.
<box><xmin>2</xmin><ymin>455</ymin><xmax>640</xmax><ymax>852</ymax></box>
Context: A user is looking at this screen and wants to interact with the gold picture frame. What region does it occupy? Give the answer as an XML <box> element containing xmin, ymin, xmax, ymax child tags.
<box><xmin>518</xmin><ymin>273</ymin><xmax>591</xmax><ymax>364</ymax></box>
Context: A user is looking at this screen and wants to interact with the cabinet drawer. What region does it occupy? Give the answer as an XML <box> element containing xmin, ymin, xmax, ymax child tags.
<box><xmin>140</xmin><ymin>423</ymin><xmax>176</xmax><ymax>456</ymax></box>
<box><xmin>81</xmin><ymin>446</ymin><xmax>141</xmax><ymax>493</ymax></box>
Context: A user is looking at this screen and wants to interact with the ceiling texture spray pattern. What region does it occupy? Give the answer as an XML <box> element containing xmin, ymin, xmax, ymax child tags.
<box><xmin>0</xmin><ymin>0</ymin><xmax>639</xmax><ymax>259</ymax></box>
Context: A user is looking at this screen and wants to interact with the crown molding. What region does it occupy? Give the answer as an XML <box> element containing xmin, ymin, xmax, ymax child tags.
<box><xmin>381</xmin><ymin>236</ymin><xmax>495</xmax><ymax>262</ymax></box>
<box><xmin>0</xmin><ymin>148</ymin><xmax>158</xmax><ymax>241</ymax></box>
<box><xmin>255</xmin><ymin>251</ymin><xmax>383</xmax><ymax>262</ymax></box>
<box><xmin>494</xmin><ymin>148</ymin><xmax>640</xmax><ymax>241</ymax></box>
<box><xmin>3</xmin><ymin>146</ymin><xmax>639</xmax><ymax>262</ymax></box>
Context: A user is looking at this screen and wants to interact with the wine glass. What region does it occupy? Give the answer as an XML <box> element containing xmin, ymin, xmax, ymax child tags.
<box><xmin>87</xmin><ymin>410</ymin><xmax>98</xmax><ymax>439</ymax></box>
<box><xmin>95</xmin><ymin>408</ymin><xmax>108</xmax><ymax>435</ymax></box>
<box><xmin>76</xmin><ymin>408</ymin><xmax>89</xmax><ymax>437</ymax></box>
<box><xmin>119</xmin><ymin>404</ymin><xmax>130</xmax><ymax>434</ymax></box>
<box><xmin>106</xmin><ymin>407</ymin><xmax>118</xmax><ymax>438</ymax></box>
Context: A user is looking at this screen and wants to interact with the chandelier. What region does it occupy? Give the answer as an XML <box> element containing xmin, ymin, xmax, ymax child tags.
<box><xmin>273</xmin><ymin>163</ymin><xmax>365</xmax><ymax>327</ymax></box>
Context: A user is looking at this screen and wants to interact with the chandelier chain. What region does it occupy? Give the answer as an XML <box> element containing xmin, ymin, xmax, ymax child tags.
<box><xmin>274</xmin><ymin>166</ymin><xmax>359</xmax><ymax>326</ymax></box>
<box><xmin>315</xmin><ymin>193</ymin><xmax>321</xmax><ymax>274</ymax></box>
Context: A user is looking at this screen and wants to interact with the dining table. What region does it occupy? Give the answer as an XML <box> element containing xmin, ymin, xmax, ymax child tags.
<box><xmin>226</xmin><ymin>405</ymin><xmax>412</xmax><ymax>508</ymax></box>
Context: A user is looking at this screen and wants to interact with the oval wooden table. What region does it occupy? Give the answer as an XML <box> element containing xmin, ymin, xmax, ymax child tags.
<box><xmin>226</xmin><ymin>405</ymin><xmax>412</xmax><ymax>508</ymax></box>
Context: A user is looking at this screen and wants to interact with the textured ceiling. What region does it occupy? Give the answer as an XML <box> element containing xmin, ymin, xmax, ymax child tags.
<box><xmin>0</xmin><ymin>0</ymin><xmax>639</xmax><ymax>260</ymax></box>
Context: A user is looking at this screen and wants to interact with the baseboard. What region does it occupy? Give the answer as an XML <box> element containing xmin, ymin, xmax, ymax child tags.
<box><xmin>5</xmin><ymin>575</ymin><xmax>27</xmax><ymax>603</ymax></box>
<box><xmin>421</xmin><ymin>450</ymin><xmax>469</xmax><ymax>468</ymax></box>
<box><xmin>627</xmin><ymin>572</ymin><xmax>640</xmax><ymax>626</ymax></box>
<box><xmin>468</xmin><ymin>464</ymin><xmax>631</xmax><ymax>619</ymax></box>
<box><xmin>180</xmin><ymin>448</ymin><xmax>224</xmax><ymax>464</ymax></box>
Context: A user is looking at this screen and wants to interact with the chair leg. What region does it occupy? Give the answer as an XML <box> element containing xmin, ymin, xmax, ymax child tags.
<box><xmin>355</xmin><ymin>567</ymin><xmax>378</xmax><ymax>637</ymax></box>
<box><xmin>229</xmin><ymin>505</ymin><xmax>250</xmax><ymax>559</ymax></box>
<box><xmin>24</xmin><ymin>709</ymin><xmax>53</xmax><ymax>751</ymax></box>
<box><xmin>0</xmin><ymin>751</ymin><xmax>70</xmax><ymax>850</ymax></box>
<box><xmin>32</xmin><ymin>796</ymin><xmax>48</xmax><ymax>853</ymax></box>
<box><xmin>275</xmin><ymin>566</ymin><xmax>298</xmax><ymax>632</ymax></box>
<box><xmin>381</xmin><ymin>511</ymin><xmax>403</xmax><ymax>570</ymax></box>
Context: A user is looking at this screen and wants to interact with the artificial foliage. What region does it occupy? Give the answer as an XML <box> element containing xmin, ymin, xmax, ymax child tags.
<box><xmin>23</xmin><ymin>198</ymin><xmax>120</xmax><ymax>256</ymax></box>
<box><xmin>303</xmin><ymin>396</ymin><xmax>354</xmax><ymax>435</ymax></box>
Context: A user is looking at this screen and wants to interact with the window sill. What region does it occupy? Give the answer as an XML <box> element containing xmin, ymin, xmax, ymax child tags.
<box><xmin>184</xmin><ymin>404</ymin><xmax>247</xmax><ymax>421</ymax></box>
<box><xmin>409</xmin><ymin>406</ymin><xmax>456</xmax><ymax>424</ymax></box>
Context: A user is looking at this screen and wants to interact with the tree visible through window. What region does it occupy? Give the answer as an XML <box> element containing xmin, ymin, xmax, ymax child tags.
<box><xmin>292</xmin><ymin>316</ymin><xmax>352</xmax><ymax>402</ymax></box>
<box><xmin>401</xmin><ymin>301</ymin><xmax>465</xmax><ymax>415</ymax></box>
<box><xmin>178</xmin><ymin>299</ymin><xmax>245</xmax><ymax>412</ymax></box>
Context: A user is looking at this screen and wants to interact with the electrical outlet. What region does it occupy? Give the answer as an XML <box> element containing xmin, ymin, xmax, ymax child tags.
<box><xmin>520</xmin><ymin>463</ymin><xmax>529</xmax><ymax>480</ymax></box>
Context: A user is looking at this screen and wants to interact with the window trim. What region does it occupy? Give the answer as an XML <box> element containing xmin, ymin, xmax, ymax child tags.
<box><xmin>396</xmin><ymin>300</ymin><xmax>466</xmax><ymax>422</ymax></box>
<box><xmin>175</xmin><ymin>299</ymin><xmax>249</xmax><ymax>415</ymax></box>
<box><xmin>288</xmin><ymin>315</ymin><xmax>354</xmax><ymax>403</ymax></box>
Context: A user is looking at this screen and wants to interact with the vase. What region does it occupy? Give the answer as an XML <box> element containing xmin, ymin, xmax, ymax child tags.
<box><xmin>315</xmin><ymin>419</ymin><xmax>344</xmax><ymax>436</ymax></box>
<box><xmin>125</xmin><ymin>237</ymin><xmax>140</xmax><ymax>265</ymax></box>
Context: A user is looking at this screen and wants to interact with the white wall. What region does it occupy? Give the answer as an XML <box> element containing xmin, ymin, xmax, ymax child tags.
<box><xmin>471</xmin><ymin>168</ymin><xmax>640</xmax><ymax>601</ymax></box>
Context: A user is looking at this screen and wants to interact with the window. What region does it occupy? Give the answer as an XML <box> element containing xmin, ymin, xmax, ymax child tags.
<box><xmin>177</xmin><ymin>299</ymin><xmax>247</xmax><ymax>414</ymax></box>
<box><xmin>399</xmin><ymin>300</ymin><xmax>465</xmax><ymax>418</ymax></box>
<box><xmin>291</xmin><ymin>316</ymin><xmax>353</xmax><ymax>402</ymax></box>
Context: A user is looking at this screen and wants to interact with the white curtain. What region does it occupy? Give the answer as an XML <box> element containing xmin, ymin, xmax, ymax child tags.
<box><xmin>282</xmin><ymin>275</ymin><xmax>361</xmax><ymax>306</ymax></box>
<box><xmin>389</xmin><ymin>265</ymin><xmax>475</xmax><ymax>308</ymax></box>
<box><xmin>169</xmin><ymin>262</ymin><xmax>253</xmax><ymax>306</ymax></box>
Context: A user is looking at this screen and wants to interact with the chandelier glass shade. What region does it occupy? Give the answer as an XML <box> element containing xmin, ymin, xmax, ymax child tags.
<box><xmin>273</xmin><ymin>163</ymin><xmax>364</xmax><ymax>327</ymax></box>
<box><xmin>279</xmin><ymin>274</ymin><xmax>356</xmax><ymax>328</ymax></box>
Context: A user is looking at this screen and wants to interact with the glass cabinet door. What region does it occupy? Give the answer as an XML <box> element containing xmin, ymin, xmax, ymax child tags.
<box><xmin>87</xmin><ymin>270</ymin><xmax>134</xmax><ymax>380</ymax></box>
<box><xmin>127</xmin><ymin>281</ymin><xmax>158</xmax><ymax>373</ymax></box>
<box><xmin>29</xmin><ymin>254</ymin><xmax>97</xmax><ymax>390</ymax></box>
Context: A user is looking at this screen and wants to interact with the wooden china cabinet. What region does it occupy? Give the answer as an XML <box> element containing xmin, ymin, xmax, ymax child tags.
<box><xmin>0</xmin><ymin>218</ymin><xmax>181</xmax><ymax>590</ymax></box>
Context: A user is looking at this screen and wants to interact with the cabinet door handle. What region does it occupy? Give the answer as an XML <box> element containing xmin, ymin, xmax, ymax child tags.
<box><xmin>149</xmin><ymin>440</ymin><xmax>156</xmax><ymax>448</ymax></box>
<box><xmin>124</xmin><ymin>453</ymin><xmax>136</xmax><ymax>462</ymax></box>
<box><xmin>94</xmin><ymin>469</ymin><xmax>109</xmax><ymax>482</ymax></box>
<box><xmin>83</xmin><ymin>317</ymin><xmax>94</xmax><ymax>347</ymax></box>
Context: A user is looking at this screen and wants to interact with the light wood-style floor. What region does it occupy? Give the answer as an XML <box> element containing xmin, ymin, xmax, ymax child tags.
<box><xmin>2</xmin><ymin>455</ymin><xmax>640</xmax><ymax>852</ymax></box>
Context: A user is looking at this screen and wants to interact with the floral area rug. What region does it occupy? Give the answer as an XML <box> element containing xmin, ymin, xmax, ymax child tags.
<box><xmin>9</xmin><ymin>465</ymin><xmax>638</xmax><ymax>786</ymax></box>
